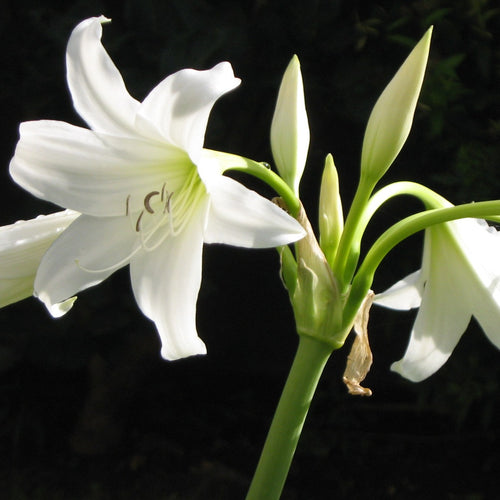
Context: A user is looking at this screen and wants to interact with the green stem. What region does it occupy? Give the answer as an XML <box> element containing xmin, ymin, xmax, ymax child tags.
<box><xmin>331</xmin><ymin>177</ymin><xmax>375</xmax><ymax>292</ymax></box>
<box><xmin>208</xmin><ymin>150</ymin><xmax>301</xmax><ymax>217</ymax></box>
<box><xmin>246</xmin><ymin>335</ymin><xmax>333</xmax><ymax>500</ymax></box>
<box><xmin>360</xmin><ymin>181</ymin><xmax>449</xmax><ymax>231</ymax></box>
<box><xmin>331</xmin><ymin>181</ymin><xmax>445</xmax><ymax>294</ymax></box>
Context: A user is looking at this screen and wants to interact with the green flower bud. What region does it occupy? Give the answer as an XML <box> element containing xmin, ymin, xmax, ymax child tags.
<box><xmin>361</xmin><ymin>27</ymin><xmax>432</xmax><ymax>183</ymax></box>
<box><xmin>319</xmin><ymin>154</ymin><xmax>344</xmax><ymax>267</ymax></box>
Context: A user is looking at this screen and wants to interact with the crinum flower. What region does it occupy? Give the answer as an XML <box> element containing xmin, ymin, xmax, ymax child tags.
<box><xmin>375</xmin><ymin>217</ymin><xmax>500</xmax><ymax>382</ymax></box>
<box><xmin>9</xmin><ymin>17</ymin><xmax>305</xmax><ymax>360</ymax></box>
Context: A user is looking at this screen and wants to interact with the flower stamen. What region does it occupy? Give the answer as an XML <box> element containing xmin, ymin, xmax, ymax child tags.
<box><xmin>125</xmin><ymin>194</ymin><xmax>131</xmax><ymax>216</ymax></box>
<box><xmin>75</xmin><ymin>245</ymin><xmax>143</xmax><ymax>274</ymax></box>
<box><xmin>144</xmin><ymin>191</ymin><xmax>160</xmax><ymax>214</ymax></box>
<box><xmin>164</xmin><ymin>191</ymin><xmax>174</xmax><ymax>214</ymax></box>
<box><xmin>135</xmin><ymin>211</ymin><xmax>144</xmax><ymax>232</ymax></box>
<box><xmin>81</xmin><ymin>170</ymin><xmax>206</xmax><ymax>274</ymax></box>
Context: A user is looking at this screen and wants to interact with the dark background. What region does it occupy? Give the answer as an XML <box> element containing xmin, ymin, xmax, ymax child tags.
<box><xmin>1</xmin><ymin>1</ymin><xmax>500</xmax><ymax>498</ymax></box>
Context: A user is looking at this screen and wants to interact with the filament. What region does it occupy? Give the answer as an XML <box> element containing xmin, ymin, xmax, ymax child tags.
<box><xmin>79</xmin><ymin>170</ymin><xmax>206</xmax><ymax>273</ymax></box>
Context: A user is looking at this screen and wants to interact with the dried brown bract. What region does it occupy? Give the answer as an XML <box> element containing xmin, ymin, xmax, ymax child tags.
<box><xmin>343</xmin><ymin>291</ymin><xmax>374</xmax><ymax>396</ymax></box>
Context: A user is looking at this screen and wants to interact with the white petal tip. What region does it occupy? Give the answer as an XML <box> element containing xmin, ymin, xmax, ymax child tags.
<box><xmin>373</xmin><ymin>270</ymin><xmax>423</xmax><ymax>310</ymax></box>
<box><xmin>45</xmin><ymin>296</ymin><xmax>77</xmax><ymax>318</ymax></box>
<box><xmin>212</xmin><ymin>61</ymin><xmax>241</xmax><ymax>90</ymax></box>
<box><xmin>87</xmin><ymin>15</ymin><xmax>111</xmax><ymax>25</ymax></box>
<box><xmin>160</xmin><ymin>342</ymin><xmax>207</xmax><ymax>361</ymax></box>
<box><xmin>390</xmin><ymin>360</ymin><xmax>426</xmax><ymax>383</ymax></box>
<box><xmin>214</xmin><ymin>61</ymin><xmax>236</xmax><ymax>75</ymax></box>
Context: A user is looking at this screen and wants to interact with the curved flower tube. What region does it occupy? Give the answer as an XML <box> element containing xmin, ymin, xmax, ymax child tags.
<box><xmin>375</xmin><ymin>217</ymin><xmax>500</xmax><ymax>381</ymax></box>
<box><xmin>0</xmin><ymin>210</ymin><xmax>79</xmax><ymax>313</ymax></box>
<box><xmin>9</xmin><ymin>17</ymin><xmax>305</xmax><ymax>360</ymax></box>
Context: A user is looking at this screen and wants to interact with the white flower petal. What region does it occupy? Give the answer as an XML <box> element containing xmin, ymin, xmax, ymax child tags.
<box><xmin>204</xmin><ymin>176</ymin><xmax>305</xmax><ymax>248</ymax></box>
<box><xmin>0</xmin><ymin>210</ymin><xmax>78</xmax><ymax>307</ymax></box>
<box><xmin>130</xmin><ymin>203</ymin><xmax>209</xmax><ymax>360</ymax></box>
<box><xmin>0</xmin><ymin>279</ymin><xmax>36</xmax><ymax>309</ymax></box>
<box><xmin>0</xmin><ymin>210</ymin><xmax>79</xmax><ymax>278</ymax></box>
<box><xmin>448</xmin><ymin>218</ymin><xmax>500</xmax><ymax>348</ymax></box>
<box><xmin>136</xmin><ymin>62</ymin><xmax>240</xmax><ymax>162</ymax></box>
<box><xmin>391</xmin><ymin>302</ymin><xmax>470</xmax><ymax>383</ymax></box>
<box><xmin>391</xmin><ymin>227</ymin><xmax>472</xmax><ymax>381</ymax></box>
<box><xmin>449</xmin><ymin>218</ymin><xmax>500</xmax><ymax>294</ymax></box>
<box><xmin>10</xmin><ymin>120</ymin><xmax>189</xmax><ymax>216</ymax></box>
<box><xmin>471</xmin><ymin>293</ymin><xmax>500</xmax><ymax>348</ymax></box>
<box><xmin>66</xmin><ymin>16</ymin><xmax>140</xmax><ymax>136</ymax></box>
<box><xmin>374</xmin><ymin>270</ymin><xmax>423</xmax><ymax>310</ymax></box>
<box><xmin>35</xmin><ymin>215</ymin><xmax>138</xmax><ymax>314</ymax></box>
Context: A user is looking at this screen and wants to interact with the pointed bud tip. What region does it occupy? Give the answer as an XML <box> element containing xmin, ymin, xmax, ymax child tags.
<box><xmin>360</xmin><ymin>26</ymin><xmax>433</xmax><ymax>183</ymax></box>
<box><xmin>319</xmin><ymin>153</ymin><xmax>343</xmax><ymax>265</ymax></box>
<box><xmin>270</xmin><ymin>52</ymin><xmax>310</xmax><ymax>195</ymax></box>
<box><xmin>324</xmin><ymin>153</ymin><xmax>336</xmax><ymax>170</ymax></box>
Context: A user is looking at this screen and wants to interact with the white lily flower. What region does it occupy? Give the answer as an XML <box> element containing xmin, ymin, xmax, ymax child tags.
<box><xmin>0</xmin><ymin>210</ymin><xmax>79</xmax><ymax>313</ymax></box>
<box><xmin>9</xmin><ymin>17</ymin><xmax>305</xmax><ymax>360</ymax></box>
<box><xmin>375</xmin><ymin>217</ymin><xmax>500</xmax><ymax>382</ymax></box>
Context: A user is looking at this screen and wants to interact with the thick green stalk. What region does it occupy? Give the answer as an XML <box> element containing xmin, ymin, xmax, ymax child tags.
<box><xmin>246</xmin><ymin>335</ymin><xmax>333</xmax><ymax>500</ymax></box>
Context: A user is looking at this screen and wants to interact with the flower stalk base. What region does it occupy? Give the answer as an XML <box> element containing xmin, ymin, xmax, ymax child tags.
<box><xmin>245</xmin><ymin>335</ymin><xmax>333</xmax><ymax>500</ymax></box>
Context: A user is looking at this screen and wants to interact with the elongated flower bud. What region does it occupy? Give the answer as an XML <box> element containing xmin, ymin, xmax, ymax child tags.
<box><xmin>271</xmin><ymin>55</ymin><xmax>310</xmax><ymax>195</ymax></box>
<box><xmin>360</xmin><ymin>27</ymin><xmax>432</xmax><ymax>183</ymax></box>
<box><xmin>319</xmin><ymin>154</ymin><xmax>344</xmax><ymax>267</ymax></box>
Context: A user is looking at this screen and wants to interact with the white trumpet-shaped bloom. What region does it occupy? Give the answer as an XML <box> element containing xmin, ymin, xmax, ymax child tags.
<box><xmin>9</xmin><ymin>17</ymin><xmax>305</xmax><ymax>360</ymax></box>
<box><xmin>0</xmin><ymin>210</ymin><xmax>79</xmax><ymax>312</ymax></box>
<box><xmin>375</xmin><ymin>217</ymin><xmax>500</xmax><ymax>381</ymax></box>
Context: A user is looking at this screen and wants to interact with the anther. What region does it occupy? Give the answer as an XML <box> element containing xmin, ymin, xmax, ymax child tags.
<box><xmin>164</xmin><ymin>192</ymin><xmax>174</xmax><ymax>214</ymax></box>
<box><xmin>135</xmin><ymin>211</ymin><xmax>144</xmax><ymax>232</ymax></box>
<box><xmin>125</xmin><ymin>195</ymin><xmax>131</xmax><ymax>216</ymax></box>
<box><xmin>144</xmin><ymin>191</ymin><xmax>160</xmax><ymax>214</ymax></box>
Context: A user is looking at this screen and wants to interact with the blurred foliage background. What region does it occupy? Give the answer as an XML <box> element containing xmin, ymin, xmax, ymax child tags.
<box><xmin>0</xmin><ymin>0</ymin><xmax>500</xmax><ymax>498</ymax></box>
